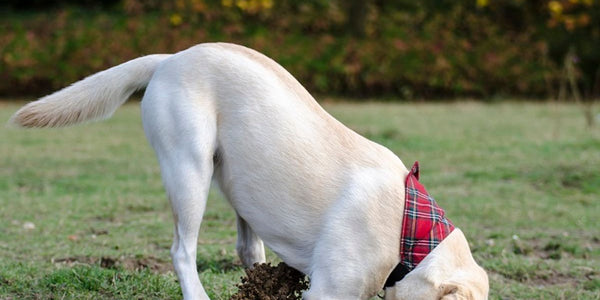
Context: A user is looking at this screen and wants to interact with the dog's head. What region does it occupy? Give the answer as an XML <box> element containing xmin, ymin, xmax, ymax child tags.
<box><xmin>384</xmin><ymin>229</ymin><xmax>489</xmax><ymax>300</ymax></box>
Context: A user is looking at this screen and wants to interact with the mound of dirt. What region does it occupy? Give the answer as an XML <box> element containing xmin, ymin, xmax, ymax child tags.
<box><xmin>230</xmin><ymin>262</ymin><xmax>309</xmax><ymax>300</ymax></box>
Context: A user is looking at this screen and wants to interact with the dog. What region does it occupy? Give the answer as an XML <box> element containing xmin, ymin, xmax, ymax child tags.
<box><xmin>10</xmin><ymin>42</ymin><xmax>488</xmax><ymax>299</ymax></box>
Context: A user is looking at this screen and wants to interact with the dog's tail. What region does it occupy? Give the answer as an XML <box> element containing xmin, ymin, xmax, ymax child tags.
<box><xmin>9</xmin><ymin>54</ymin><xmax>171</xmax><ymax>128</ymax></box>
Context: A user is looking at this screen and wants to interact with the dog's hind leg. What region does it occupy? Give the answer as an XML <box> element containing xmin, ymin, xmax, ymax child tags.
<box><xmin>142</xmin><ymin>85</ymin><xmax>218</xmax><ymax>299</ymax></box>
<box><xmin>163</xmin><ymin>160</ymin><xmax>213</xmax><ymax>300</ymax></box>
<box><xmin>236</xmin><ymin>214</ymin><xmax>266</xmax><ymax>267</ymax></box>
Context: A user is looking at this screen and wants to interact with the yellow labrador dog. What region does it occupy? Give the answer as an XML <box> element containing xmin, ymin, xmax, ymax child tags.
<box><xmin>10</xmin><ymin>43</ymin><xmax>488</xmax><ymax>299</ymax></box>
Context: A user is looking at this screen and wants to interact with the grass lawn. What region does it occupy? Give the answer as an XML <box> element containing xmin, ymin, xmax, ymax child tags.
<box><xmin>1</xmin><ymin>100</ymin><xmax>599</xmax><ymax>299</ymax></box>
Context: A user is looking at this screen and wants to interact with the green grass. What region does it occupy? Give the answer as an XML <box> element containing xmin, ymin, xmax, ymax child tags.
<box><xmin>1</xmin><ymin>101</ymin><xmax>599</xmax><ymax>299</ymax></box>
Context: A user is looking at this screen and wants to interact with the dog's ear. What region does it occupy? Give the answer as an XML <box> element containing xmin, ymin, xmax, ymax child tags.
<box><xmin>384</xmin><ymin>278</ymin><xmax>480</xmax><ymax>300</ymax></box>
<box><xmin>438</xmin><ymin>281</ymin><xmax>474</xmax><ymax>300</ymax></box>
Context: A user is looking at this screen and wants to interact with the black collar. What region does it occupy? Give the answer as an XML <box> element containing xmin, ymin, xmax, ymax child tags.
<box><xmin>384</xmin><ymin>263</ymin><xmax>410</xmax><ymax>288</ymax></box>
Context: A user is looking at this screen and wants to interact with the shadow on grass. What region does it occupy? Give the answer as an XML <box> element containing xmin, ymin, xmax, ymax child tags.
<box><xmin>196</xmin><ymin>256</ymin><xmax>242</xmax><ymax>273</ymax></box>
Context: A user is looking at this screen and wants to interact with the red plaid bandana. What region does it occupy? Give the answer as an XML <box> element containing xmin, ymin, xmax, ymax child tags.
<box><xmin>399</xmin><ymin>161</ymin><xmax>455</xmax><ymax>271</ymax></box>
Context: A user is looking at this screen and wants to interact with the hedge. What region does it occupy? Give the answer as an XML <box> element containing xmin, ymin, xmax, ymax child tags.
<box><xmin>0</xmin><ymin>1</ymin><xmax>561</xmax><ymax>98</ymax></box>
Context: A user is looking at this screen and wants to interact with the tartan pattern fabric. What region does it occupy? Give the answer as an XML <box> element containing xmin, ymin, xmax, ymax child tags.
<box><xmin>399</xmin><ymin>161</ymin><xmax>455</xmax><ymax>271</ymax></box>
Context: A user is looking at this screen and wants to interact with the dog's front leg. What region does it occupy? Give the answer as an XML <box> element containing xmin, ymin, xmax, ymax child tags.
<box><xmin>236</xmin><ymin>213</ymin><xmax>266</xmax><ymax>267</ymax></box>
<box><xmin>304</xmin><ymin>169</ymin><xmax>404</xmax><ymax>299</ymax></box>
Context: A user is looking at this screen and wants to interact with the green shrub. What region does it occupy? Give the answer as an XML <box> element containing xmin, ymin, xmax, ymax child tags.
<box><xmin>0</xmin><ymin>1</ymin><xmax>562</xmax><ymax>98</ymax></box>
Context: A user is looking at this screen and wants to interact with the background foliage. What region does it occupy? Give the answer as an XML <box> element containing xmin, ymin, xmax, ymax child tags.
<box><xmin>0</xmin><ymin>0</ymin><xmax>598</xmax><ymax>99</ymax></box>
